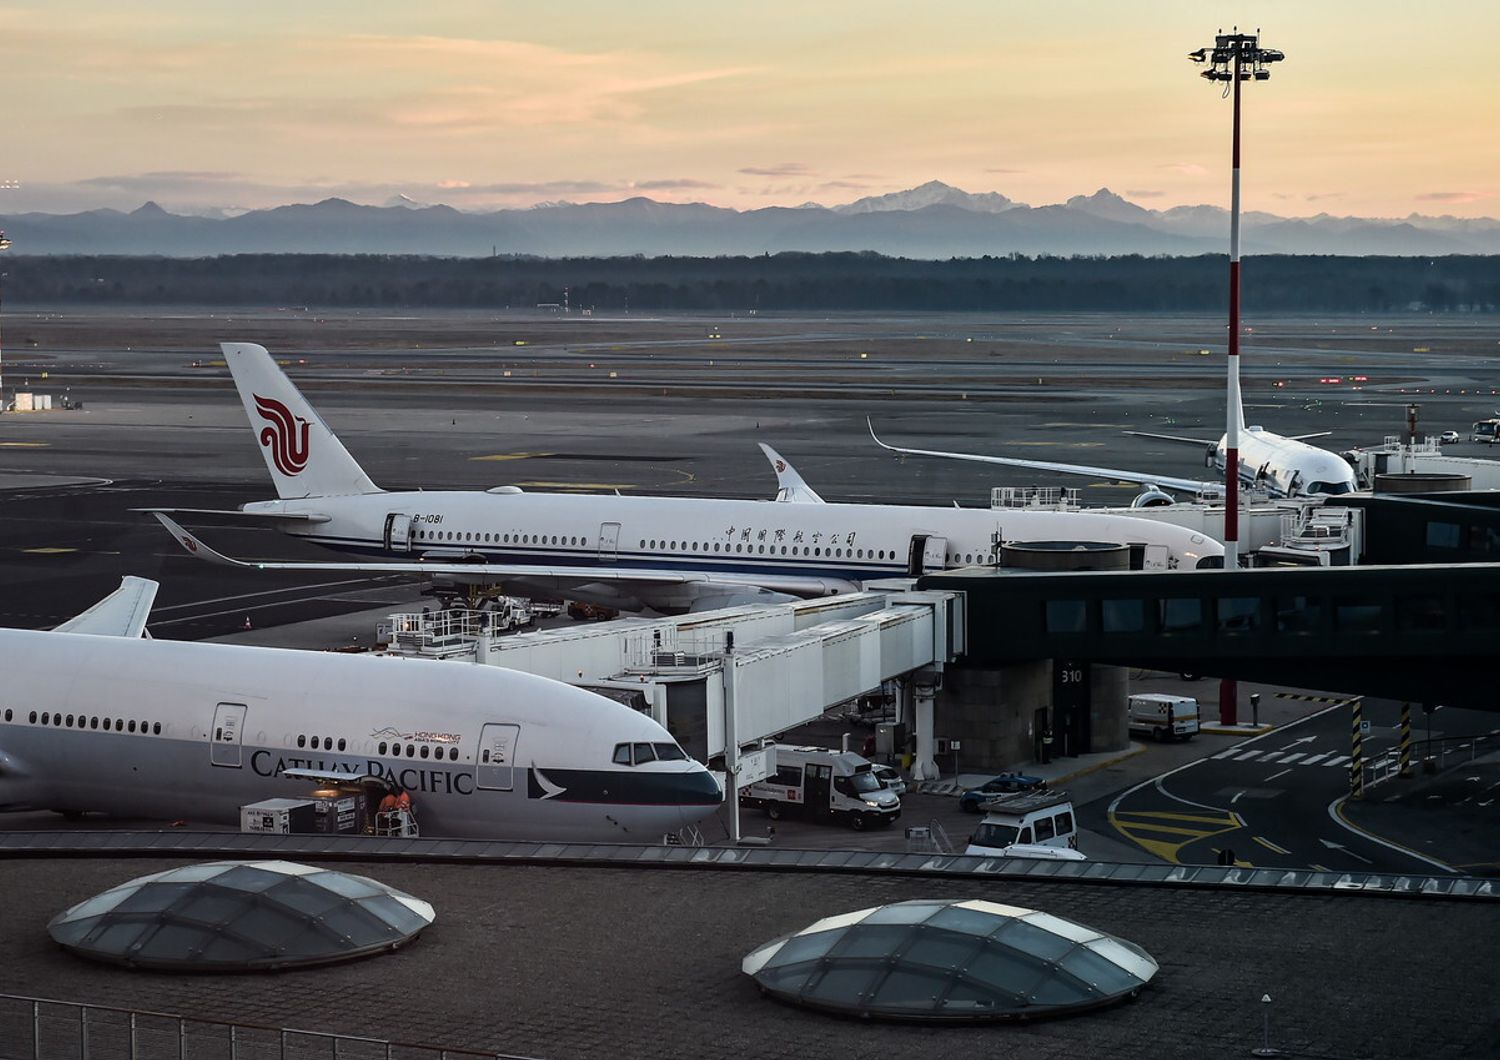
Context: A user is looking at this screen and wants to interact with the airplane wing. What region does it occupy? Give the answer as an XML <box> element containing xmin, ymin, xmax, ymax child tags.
<box><xmin>132</xmin><ymin>507</ymin><xmax>331</xmax><ymax>525</ymax></box>
<box><xmin>867</xmin><ymin>420</ymin><xmax>1216</xmax><ymax>496</ymax></box>
<box><xmin>1121</xmin><ymin>430</ymin><xmax>1219</xmax><ymax>446</ymax></box>
<box><xmin>1288</xmin><ymin>432</ymin><xmax>1332</xmax><ymax>442</ymax></box>
<box><xmin>152</xmin><ymin>514</ymin><xmax>844</xmax><ymax>599</ymax></box>
<box><xmin>759</xmin><ymin>443</ymin><xmax>825</xmax><ymax>503</ymax></box>
<box><xmin>54</xmin><ymin>576</ymin><xmax>158</xmax><ymax>638</ymax></box>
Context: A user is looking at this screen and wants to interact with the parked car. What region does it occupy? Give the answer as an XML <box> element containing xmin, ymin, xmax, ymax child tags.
<box><xmin>1439</xmin><ymin>430</ymin><xmax>1461</xmax><ymax>444</ymax></box>
<box><xmin>959</xmin><ymin>772</ymin><xmax>1047</xmax><ymax>813</ymax></box>
<box><xmin>871</xmin><ymin>763</ymin><xmax>907</xmax><ymax>796</ymax></box>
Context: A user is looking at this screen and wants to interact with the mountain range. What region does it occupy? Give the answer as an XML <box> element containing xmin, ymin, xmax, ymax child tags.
<box><xmin>3</xmin><ymin>181</ymin><xmax>1499</xmax><ymax>258</ymax></box>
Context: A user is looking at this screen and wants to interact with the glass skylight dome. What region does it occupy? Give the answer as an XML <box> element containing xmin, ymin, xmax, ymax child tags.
<box><xmin>48</xmin><ymin>861</ymin><xmax>435</xmax><ymax>972</ymax></box>
<box><xmin>743</xmin><ymin>899</ymin><xmax>1157</xmax><ymax>1022</ymax></box>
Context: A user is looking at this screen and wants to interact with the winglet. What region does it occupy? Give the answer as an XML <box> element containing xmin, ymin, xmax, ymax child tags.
<box><xmin>53</xmin><ymin>576</ymin><xmax>159</xmax><ymax>638</ymax></box>
<box><xmin>152</xmin><ymin>513</ymin><xmax>254</xmax><ymax>568</ymax></box>
<box><xmin>867</xmin><ymin>417</ymin><xmax>899</xmax><ymax>453</ymax></box>
<box><xmin>758</xmin><ymin>442</ymin><xmax>824</xmax><ymax>503</ymax></box>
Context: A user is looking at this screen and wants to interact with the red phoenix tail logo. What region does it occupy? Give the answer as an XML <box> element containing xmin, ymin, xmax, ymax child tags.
<box><xmin>253</xmin><ymin>394</ymin><xmax>311</xmax><ymax>477</ymax></box>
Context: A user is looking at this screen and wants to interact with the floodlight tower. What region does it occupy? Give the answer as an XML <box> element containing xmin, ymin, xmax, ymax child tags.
<box><xmin>1189</xmin><ymin>30</ymin><xmax>1284</xmax><ymax>573</ymax></box>
<box><xmin>0</xmin><ymin>229</ymin><xmax>9</xmax><ymax>402</ymax></box>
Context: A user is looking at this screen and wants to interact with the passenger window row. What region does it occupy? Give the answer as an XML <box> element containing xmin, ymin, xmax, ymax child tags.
<box><xmin>415</xmin><ymin>529</ymin><xmax>588</xmax><ymax>548</ymax></box>
<box><xmin>636</xmin><ymin>538</ymin><xmax>901</xmax><ymax>561</ymax></box>
<box><xmin>291</xmin><ymin>731</ymin><xmax>463</xmax><ymax>761</ymax></box>
<box><xmin>18</xmin><ymin>710</ymin><xmax>161</xmax><ymax>735</ymax></box>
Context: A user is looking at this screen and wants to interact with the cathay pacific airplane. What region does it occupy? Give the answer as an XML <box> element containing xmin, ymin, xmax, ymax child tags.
<box><xmin>868</xmin><ymin>395</ymin><xmax>1358</xmax><ymax>503</ymax></box>
<box><xmin>146</xmin><ymin>343</ymin><xmax>1223</xmax><ymax>610</ymax></box>
<box><xmin>0</xmin><ymin>577</ymin><xmax>722</xmax><ymax>839</ymax></box>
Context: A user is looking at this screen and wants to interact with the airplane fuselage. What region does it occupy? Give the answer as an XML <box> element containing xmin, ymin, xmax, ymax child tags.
<box><xmin>1210</xmin><ymin>427</ymin><xmax>1358</xmax><ymax>498</ymax></box>
<box><xmin>246</xmin><ymin>488</ymin><xmax>1224</xmax><ymax>603</ymax></box>
<box><xmin>0</xmin><ymin>629</ymin><xmax>721</xmax><ymax>839</ymax></box>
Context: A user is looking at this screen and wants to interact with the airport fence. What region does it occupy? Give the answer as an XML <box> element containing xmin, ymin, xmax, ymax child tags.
<box><xmin>0</xmin><ymin>994</ymin><xmax>542</xmax><ymax>1060</ymax></box>
<box><xmin>1361</xmin><ymin>729</ymin><xmax>1500</xmax><ymax>792</ymax></box>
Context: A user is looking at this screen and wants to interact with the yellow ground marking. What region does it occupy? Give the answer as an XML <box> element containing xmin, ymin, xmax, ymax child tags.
<box><xmin>22</xmin><ymin>547</ymin><xmax>77</xmax><ymax>555</ymax></box>
<box><xmin>469</xmin><ymin>452</ymin><xmax>557</xmax><ymax>462</ymax></box>
<box><xmin>0</xmin><ymin>442</ymin><xmax>50</xmax><ymax>448</ymax></box>
<box><xmin>1110</xmin><ymin>807</ymin><xmax>1244</xmax><ymax>865</ymax></box>
<box><xmin>512</xmin><ymin>481</ymin><xmax>637</xmax><ymax>490</ymax></box>
<box><xmin>1253</xmin><ymin>835</ymin><xmax>1291</xmax><ymax>855</ymax></box>
<box><xmin>1310</xmin><ymin>863</ymin><xmax>1332</xmax><ymax>872</ymax></box>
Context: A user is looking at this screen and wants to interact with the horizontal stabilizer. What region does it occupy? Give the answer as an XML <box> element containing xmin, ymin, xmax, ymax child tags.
<box><xmin>54</xmin><ymin>576</ymin><xmax>158</xmax><ymax>638</ymax></box>
<box><xmin>1123</xmin><ymin>430</ymin><xmax>1218</xmax><ymax>447</ymax></box>
<box><xmin>132</xmin><ymin>507</ymin><xmax>331</xmax><ymax>524</ymax></box>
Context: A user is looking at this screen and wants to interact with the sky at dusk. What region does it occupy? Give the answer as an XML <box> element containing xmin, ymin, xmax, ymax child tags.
<box><xmin>2</xmin><ymin>1</ymin><xmax>1497</xmax><ymax>217</ymax></box>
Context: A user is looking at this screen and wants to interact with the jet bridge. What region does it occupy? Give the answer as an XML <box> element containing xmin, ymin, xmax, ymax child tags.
<box><xmin>380</xmin><ymin>586</ymin><xmax>964</xmax><ymax>837</ymax></box>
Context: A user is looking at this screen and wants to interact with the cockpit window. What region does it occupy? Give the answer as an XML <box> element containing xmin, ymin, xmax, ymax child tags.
<box><xmin>1310</xmin><ymin>481</ymin><xmax>1353</xmax><ymax>496</ymax></box>
<box><xmin>632</xmin><ymin>742</ymin><xmax>658</xmax><ymax>764</ymax></box>
<box><xmin>653</xmin><ymin>743</ymin><xmax>688</xmax><ymax>761</ymax></box>
<box><xmin>612</xmin><ymin>743</ymin><xmax>632</xmax><ymax>766</ymax></box>
<box><xmin>614</xmin><ymin>741</ymin><xmax>689</xmax><ymax>765</ymax></box>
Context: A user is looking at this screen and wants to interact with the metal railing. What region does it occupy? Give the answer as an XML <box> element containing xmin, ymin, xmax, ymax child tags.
<box><xmin>1360</xmin><ymin>729</ymin><xmax>1500</xmax><ymax>792</ymax></box>
<box><xmin>989</xmin><ymin>486</ymin><xmax>1080</xmax><ymax>510</ymax></box>
<box><xmin>0</xmin><ymin>994</ymin><xmax>542</xmax><ymax>1060</ymax></box>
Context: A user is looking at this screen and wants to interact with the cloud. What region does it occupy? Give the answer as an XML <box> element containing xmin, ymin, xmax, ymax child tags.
<box><xmin>1416</xmin><ymin>191</ymin><xmax>1488</xmax><ymax>204</ymax></box>
<box><xmin>817</xmin><ymin>180</ymin><xmax>870</xmax><ymax>190</ymax></box>
<box><xmin>984</xmin><ymin>167</ymin><xmax>1024</xmax><ymax>174</ymax></box>
<box><xmin>1304</xmin><ymin>191</ymin><xmax>1346</xmax><ymax>202</ymax></box>
<box><xmin>1125</xmin><ymin>189</ymin><xmax>1165</xmax><ymax>198</ymax></box>
<box><xmin>634</xmin><ymin>178</ymin><xmax>717</xmax><ymax>190</ymax></box>
<box><xmin>1161</xmin><ymin>162</ymin><xmax>1208</xmax><ymax>176</ymax></box>
<box><xmin>738</xmin><ymin>163</ymin><xmax>812</xmax><ymax>176</ymax></box>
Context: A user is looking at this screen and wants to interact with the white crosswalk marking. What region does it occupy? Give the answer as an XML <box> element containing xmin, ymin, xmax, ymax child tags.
<box><xmin>1324</xmin><ymin>755</ymin><xmax>1351</xmax><ymax>767</ymax></box>
<box><xmin>1232</xmin><ymin>749</ymin><xmax>1264</xmax><ymax>761</ymax></box>
<box><xmin>1300</xmin><ymin>753</ymin><xmax>1331</xmax><ymax>766</ymax></box>
<box><xmin>1211</xmin><ymin>748</ymin><xmax>1241</xmax><ymax>759</ymax></box>
<box><xmin>1279</xmin><ymin>753</ymin><xmax>1306</xmax><ymax>765</ymax></box>
<box><xmin>1259</xmin><ymin>752</ymin><xmax>1286</xmax><ymax>763</ymax></box>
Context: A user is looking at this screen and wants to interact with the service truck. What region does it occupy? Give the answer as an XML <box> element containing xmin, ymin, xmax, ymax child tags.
<box><xmin>740</xmin><ymin>745</ymin><xmax>901</xmax><ymax>830</ymax></box>
<box><xmin>1127</xmin><ymin>693</ymin><xmax>1200</xmax><ymax>741</ymax></box>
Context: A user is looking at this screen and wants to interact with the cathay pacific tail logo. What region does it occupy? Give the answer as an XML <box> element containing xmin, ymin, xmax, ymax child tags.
<box><xmin>253</xmin><ymin>394</ymin><xmax>310</xmax><ymax>477</ymax></box>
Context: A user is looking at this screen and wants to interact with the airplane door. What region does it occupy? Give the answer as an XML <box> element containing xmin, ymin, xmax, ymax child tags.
<box><xmin>384</xmin><ymin>513</ymin><xmax>413</xmax><ymax>553</ymax></box>
<box><xmin>210</xmin><ymin>703</ymin><xmax>248</xmax><ymax>768</ymax></box>
<box><xmin>908</xmin><ymin>534</ymin><xmax>949</xmax><ymax>576</ymax></box>
<box><xmin>476</xmin><ymin>723</ymin><xmax>520</xmax><ymax>791</ymax></box>
<box><xmin>598</xmin><ymin>522</ymin><xmax>620</xmax><ymax>563</ymax></box>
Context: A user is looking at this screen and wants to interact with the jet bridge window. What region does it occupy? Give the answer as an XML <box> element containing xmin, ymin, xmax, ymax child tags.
<box><xmin>1101</xmin><ymin>599</ymin><xmax>1145</xmax><ymax>634</ymax></box>
<box><xmin>1044</xmin><ymin>600</ymin><xmax>1088</xmax><ymax>634</ymax></box>
<box><xmin>1397</xmin><ymin>595</ymin><xmax>1446</xmax><ymax>633</ymax></box>
<box><xmin>1160</xmin><ymin>598</ymin><xmax>1204</xmax><ymax>633</ymax></box>
<box><xmin>1216</xmin><ymin>597</ymin><xmax>1261</xmax><ymax>633</ymax></box>
<box><xmin>1335</xmin><ymin>596</ymin><xmax>1384</xmax><ymax>633</ymax></box>
<box><xmin>1275</xmin><ymin>596</ymin><xmax>1322</xmax><ymax>634</ymax></box>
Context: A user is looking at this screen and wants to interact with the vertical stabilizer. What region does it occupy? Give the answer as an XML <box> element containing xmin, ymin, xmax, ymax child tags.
<box><xmin>221</xmin><ymin>343</ymin><xmax>382</xmax><ymax>499</ymax></box>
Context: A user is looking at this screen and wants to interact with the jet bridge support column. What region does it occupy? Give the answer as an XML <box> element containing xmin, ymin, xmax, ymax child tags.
<box><xmin>911</xmin><ymin>667</ymin><xmax>941</xmax><ymax>782</ymax></box>
<box><xmin>721</xmin><ymin>638</ymin><xmax>741</xmax><ymax>844</ymax></box>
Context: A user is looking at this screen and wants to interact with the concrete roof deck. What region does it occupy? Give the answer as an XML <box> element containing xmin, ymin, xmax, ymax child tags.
<box><xmin>0</xmin><ymin>857</ymin><xmax>1494</xmax><ymax>1059</ymax></box>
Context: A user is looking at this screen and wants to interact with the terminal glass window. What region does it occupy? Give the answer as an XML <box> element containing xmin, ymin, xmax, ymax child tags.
<box><xmin>1159</xmin><ymin>598</ymin><xmax>1203</xmax><ymax>634</ymax></box>
<box><xmin>1275</xmin><ymin>596</ymin><xmax>1322</xmax><ymax>634</ymax></box>
<box><xmin>1044</xmin><ymin>600</ymin><xmax>1088</xmax><ymax>634</ymax></box>
<box><xmin>1459</xmin><ymin>593</ymin><xmax>1500</xmax><ymax>630</ymax></box>
<box><xmin>1100</xmin><ymin>599</ymin><xmax>1145</xmax><ymax>634</ymax></box>
<box><xmin>1334</xmin><ymin>596</ymin><xmax>1384</xmax><ymax>633</ymax></box>
<box><xmin>1425</xmin><ymin>521</ymin><xmax>1462</xmax><ymax>550</ymax></box>
<box><xmin>1397</xmin><ymin>595</ymin><xmax>1446</xmax><ymax>633</ymax></box>
<box><xmin>1216</xmin><ymin>597</ymin><xmax>1260</xmax><ymax>633</ymax></box>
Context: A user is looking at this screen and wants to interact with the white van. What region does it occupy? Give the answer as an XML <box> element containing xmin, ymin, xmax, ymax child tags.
<box><xmin>1128</xmin><ymin>693</ymin><xmax>1199</xmax><ymax>741</ymax></box>
<box><xmin>963</xmin><ymin>792</ymin><xmax>1078</xmax><ymax>856</ymax></box>
<box><xmin>740</xmin><ymin>745</ymin><xmax>901</xmax><ymax>830</ymax></box>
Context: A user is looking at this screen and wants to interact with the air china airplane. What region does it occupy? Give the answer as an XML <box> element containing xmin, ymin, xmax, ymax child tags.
<box><xmin>147</xmin><ymin>343</ymin><xmax>1223</xmax><ymax>609</ymax></box>
<box><xmin>0</xmin><ymin>577</ymin><xmax>722</xmax><ymax>839</ymax></box>
<box><xmin>868</xmin><ymin>396</ymin><xmax>1358</xmax><ymax>504</ymax></box>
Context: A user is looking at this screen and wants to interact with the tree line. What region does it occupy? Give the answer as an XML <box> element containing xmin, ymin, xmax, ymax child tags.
<box><xmin>3</xmin><ymin>252</ymin><xmax>1496</xmax><ymax>312</ymax></box>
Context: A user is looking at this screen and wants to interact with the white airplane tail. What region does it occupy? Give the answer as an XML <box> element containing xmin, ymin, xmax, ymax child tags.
<box><xmin>221</xmin><ymin>343</ymin><xmax>381</xmax><ymax>499</ymax></box>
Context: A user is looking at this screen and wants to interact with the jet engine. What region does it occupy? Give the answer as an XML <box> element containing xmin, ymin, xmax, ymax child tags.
<box><xmin>1131</xmin><ymin>486</ymin><xmax>1175</xmax><ymax>508</ymax></box>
